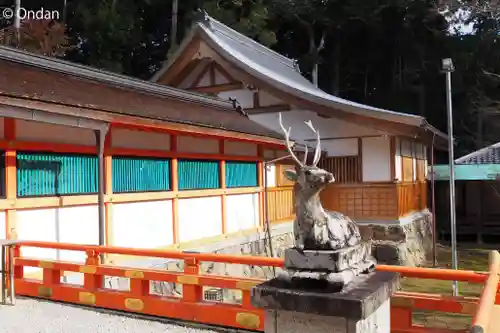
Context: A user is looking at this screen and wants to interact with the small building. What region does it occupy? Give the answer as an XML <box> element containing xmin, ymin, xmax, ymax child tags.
<box><xmin>432</xmin><ymin>142</ymin><xmax>500</xmax><ymax>243</ymax></box>
<box><xmin>152</xmin><ymin>14</ymin><xmax>447</xmax><ymax>225</ymax></box>
<box><xmin>0</xmin><ymin>45</ymin><xmax>294</xmax><ymax>274</ymax></box>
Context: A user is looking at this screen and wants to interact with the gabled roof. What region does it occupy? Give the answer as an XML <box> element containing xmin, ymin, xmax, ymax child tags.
<box><xmin>153</xmin><ymin>13</ymin><xmax>447</xmax><ymax>146</ymax></box>
<box><xmin>0</xmin><ymin>45</ymin><xmax>285</xmax><ymax>143</ymax></box>
<box><xmin>456</xmin><ymin>142</ymin><xmax>500</xmax><ymax>165</ymax></box>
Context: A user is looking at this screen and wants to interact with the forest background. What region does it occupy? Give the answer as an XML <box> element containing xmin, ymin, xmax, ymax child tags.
<box><xmin>0</xmin><ymin>0</ymin><xmax>499</xmax><ymax>159</ymax></box>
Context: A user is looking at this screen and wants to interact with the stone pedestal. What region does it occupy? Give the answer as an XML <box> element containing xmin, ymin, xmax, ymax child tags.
<box><xmin>251</xmin><ymin>271</ymin><xmax>399</xmax><ymax>333</ymax></box>
<box><xmin>278</xmin><ymin>242</ymin><xmax>377</xmax><ymax>290</ymax></box>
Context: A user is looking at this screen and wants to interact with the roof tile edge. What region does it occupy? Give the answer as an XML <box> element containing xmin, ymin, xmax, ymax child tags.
<box><xmin>0</xmin><ymin>45</ymin><xmax>233</xmax><ymax>110</ymax></box>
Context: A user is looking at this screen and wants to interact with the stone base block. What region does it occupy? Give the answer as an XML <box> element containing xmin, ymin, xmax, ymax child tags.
<box><xmin>284</xmin><ymin>242</ymin><xmax>372</xmax><ymax>272</ymax></box>
<box><xmin>264</xmin><ymin>299</ymin><xmax>391</xmax><ymax>333</ymax></box>
<box><xmin>252</xmin><ymin>271</ymin><xmax>399</xmax><ymax>333</ymax></box>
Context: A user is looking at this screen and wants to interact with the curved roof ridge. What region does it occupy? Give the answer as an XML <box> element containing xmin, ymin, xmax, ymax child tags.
<box><xmin>201</xmin><ymin>15</ymin><xmax>299</xmax><ymax>71</ymax></box>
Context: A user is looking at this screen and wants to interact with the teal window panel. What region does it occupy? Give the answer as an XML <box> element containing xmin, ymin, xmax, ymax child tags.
<box><xmin>17</xmin><ymin>152</ymin><xmax>98</xmax><ymax>197</ymax></box>
<box><xmin>225</xmin><ymin>161</ymin><xmax>258</xmax><ymax>188</ymax></box>
<box><xmin>178</xmin><ymin>159</ymin><xmax>220</xmax><ymax>190</ymax></box>
<box><xmin>112</xmin><ymin>156</ymin><xmax>170</xmax><ymax>193</ymax></box>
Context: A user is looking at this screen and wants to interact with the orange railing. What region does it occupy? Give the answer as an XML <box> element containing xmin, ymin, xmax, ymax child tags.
<box><xmin>378</xmin><ymin>251</ymin><xmax>500</xmax><ymax>333</ymax></box>
<box><xmin>9</xmin><ymin>241</ymin><xmax>282</xmax><ymax>331</ymax></box>
<box><xmin>4</xmin><ymin>241</ymin><xmax>500</xmax><ymax>332</ymax></box>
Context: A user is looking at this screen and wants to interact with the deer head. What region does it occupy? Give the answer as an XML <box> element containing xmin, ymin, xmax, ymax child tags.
<box><xmin>278</xmin><ymin>113</ymin><xmax>334</xmax><ymax>197</ymax></box>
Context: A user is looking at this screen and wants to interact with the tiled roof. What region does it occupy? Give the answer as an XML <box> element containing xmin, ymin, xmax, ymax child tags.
<box><xmin>0</xmin><ymin>46</ymin><xmax>284</xmax><ymax>140</ymax></box>
<box><xmin>154</xmin><ymin>12</ymin><xmax>447</xmax><ymax>140</ymax></box>
<box><xmin>455</xmin><ymin>142</ymin><xmax>500</xmax><ymax>165</ymax></box>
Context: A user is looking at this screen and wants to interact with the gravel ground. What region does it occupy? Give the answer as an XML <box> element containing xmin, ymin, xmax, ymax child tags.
<box><xmin>0</xmin><ymin>298</ymin><xmax>221</xmax><ymax>333</ymax></box>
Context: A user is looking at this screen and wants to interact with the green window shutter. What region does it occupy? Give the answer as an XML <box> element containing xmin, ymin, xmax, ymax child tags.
<box><xmin>17</xmin><ymin>152</ymin><xmax>98</xmax><ymax>197</ymax></box>
<box><xmin>178</xmin><ymin>159</ymin><xmax>220</xmax><ymax>190</ymax></box>
<box><xmin>225</xmin><ymin>161</ymin><xmax>258</xmax><ymax>188</ymax></box>
<box><xmin>112</xmin><ymin>156</ymin><xmax>170</xmax><ymax>193</ymax></box>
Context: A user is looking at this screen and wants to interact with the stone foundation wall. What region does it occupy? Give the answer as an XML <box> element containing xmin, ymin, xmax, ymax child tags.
<box><xmin>358</xmin><ymin>210</ymin><xmax>434</xmax><ymax>266</ymax></box>
<box><xmin>106</xmin><ymin>211</ymin><xmax>433</xmax><ymax>299</ymax></box>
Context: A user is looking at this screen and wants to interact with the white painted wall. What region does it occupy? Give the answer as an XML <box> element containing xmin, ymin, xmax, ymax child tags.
<box><xmin>215</xmin><ymin>68</ymin><xmax>230</xmax><ymax>85</ymax></box>
<box><xmin>16</xmin><ymin>119</ymin><xmax>95</xmax><ymax>146</ymax></box>
<box><xmin>112</xmin><ymin>128</ymin><xmax>170</xmax><ymax>151</ymax></box>
<box><xmin>111</xmin><ymin>201</ymin><xmax>173</xmax><ymax>248</ymax></box>
<box><xmin>258</xmin><ymin>90</ymin><xmax>283</xmax><ymax>107</ymax></box>
<box><xmin>16</xmin><ymin>206</ymin><xmax>99</xmax><ymax>275</ymax></box>
<box><xmin>361</xmin><ymin>136</ymin><xmax>391</xmax><ymax>182</ymax></box>
<box><xmin>265</xmin><ymin>164</ymin><xmax>276</xmax><ymax>187</ymax></box>
<box><xmin>178</xmin><ymin>196</ymin><xmax>222</xmax><ymax>243</ymax></box>
<box><xmin>225</xmin><ymin>193</ymin><xmax>259</xmax><ymax>233</ymax></box>
<box><xmin>250</xmin><ymin>111</ymin><xmax>381</xmax><ymax>149</ymax></box>
<box><xmin>179</xmin><ymin>60</ymin><xmax>210</xmax><ymax>88</ymax></box>
<box><xmin>321</xmin><ymin>138</ymin><xmax>358</xmax><ymax>157</ymax></box>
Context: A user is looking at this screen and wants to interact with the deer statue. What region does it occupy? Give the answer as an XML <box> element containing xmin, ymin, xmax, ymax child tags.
<box><xmin>278</xmin><ymin>113</ymin><xmax>362</xmax><ymax>252</ymax></box>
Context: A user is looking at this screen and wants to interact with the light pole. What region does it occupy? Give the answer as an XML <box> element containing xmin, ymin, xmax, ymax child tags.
<box><xmin>442</xmin><ymin>58</ymin><xmax>459</xmax><ymax>296</ymax></box>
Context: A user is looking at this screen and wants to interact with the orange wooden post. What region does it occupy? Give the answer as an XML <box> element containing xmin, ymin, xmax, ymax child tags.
<box><xmin>83</xmin><ymin>250</ymin><xmax>102</xmax><ymax>290</ymax></box>
<box><xmin>11</xmin><ymin>245</ymin><xmax>23</xmax><ymax>279</ymax></box>
<box><xmin>130</xmin><ymin>277</ymin><xmax>150</xmax><ymax>298</ymax></box>
<box><xmin>171</xmin><ymin>134</ymin><xmax>179</xmax><ymax>244</ymax></box>
<box><xmin>219</xmin><ymin>140</ymin><xmax>227</xmax><ymax>235</ymax></box>
<box><xmin>257</xmin><ymin>145</ymin><xmax>264</xmax><ymax>229</ymax></box>
<box><xmin>390</xmin><ymin>306</ymin><xmax>412</xmax><ymax>331</ymax></box>
<box><xmin>5</xmin><ymin>118</ymin><xmax>17</xmax><ymax>240</ymax></box>
<box><xmin>182</xmin><ymin>257</ymin><xmax>202</xmax><ymax>303</ymax></box>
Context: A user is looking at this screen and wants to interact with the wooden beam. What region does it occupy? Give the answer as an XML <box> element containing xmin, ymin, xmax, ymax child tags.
<box><xmin>213</xmin><ymin>62</ymin><xmax>238</xmax><ymax>84</ymax></box>
<box><xmin>158</xmin><ymin>37</ymin><xmax>202</xmax><ymax>85</ymax></box>
<box><xmin>170</xmin><ymin>59</ymin><xmax>202</xmax><ymax>87</ymax></box>
<box><xmin>245</xmin><ymin>104</ymin><xmax>291</xmax><ymax>114</ymax></box>
<box><xmin>209</xmin><ymin>62</ymin><xmax>216</xmax><ymax>85</ymax></box>
<box><xmin>189</xmin><ymin>82</ymin><xmax>243</xmax><ymax>93</ymax></box>
<box><xmin>189</xmin><ymin>63</ymin><xmax>211</xmax><ymax>88</ymax></box>
<box><xmin>252</xmin><ymin>92</ymin><xmax>260</xmax><ymax>108</ymax></box>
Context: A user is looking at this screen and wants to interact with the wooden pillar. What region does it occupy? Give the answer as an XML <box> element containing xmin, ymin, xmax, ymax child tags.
<box><xmin>219</xmin><ymin>140</ymin><xmax>227</xmax><ymax>235</ymax></box>
<box><xmin>257</xmin><ymin>145</ymin><xmax>264</xmax><ymax>230</ymax></box>
<box><xmin>4</xmin><ymin>118</ymin><xmax>16</xmax><ymax>240</ymax></box>
<box><xmin>104</xmin><ymin>129</ymin><xmax>113</xmax><ymax>254</ymax></box>
<box><xmin>171</xmin><ymin>134</ymin><xmax>179</xmax><ymax>244</ymax></box>
<box><xmin>390</xmin><ymin>136</ymin><xmax>396</xmax><ymax>182</ymax></box>
<box><xmin>357</xmin><ymin>138</ymin><xmax>363</xmax><ymax>182</ymax></box>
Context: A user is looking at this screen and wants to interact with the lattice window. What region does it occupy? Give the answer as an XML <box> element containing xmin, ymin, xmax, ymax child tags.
<box><xmin>112</xmin><ymin>156</ymin><xmax>170</xmax><ymax>193</ymax></box>
<box><xmin>178</xmin><ymin>159</ymin><xmax>220</xmax><ymax>190</ymax></box>
<box><xmin>317</xmin><ymin>156</ymin><xmax>361</xmax><ymax>183</ymax></box>
<box><xmin>225</xmin><ymin>161</ymin><xmax>258</xmax><ymax>188</ymax></box>
<box><xmin>17</xmin><ymin>151</ymin><xmax>98</xmax><ymax>197</ymax></box>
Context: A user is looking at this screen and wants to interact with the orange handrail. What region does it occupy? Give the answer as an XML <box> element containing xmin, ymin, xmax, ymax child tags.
<box><xmin>469</xmin><ymin>251</ymin><xmax>500</xmax><ymax>333</ymax></box>
<box><xmin>18</xmin><ymin>240</ymin><xmax>285</xmax><ymax>267</ymax></box>
<box><xmin>17</xmin><ymin>241</ymin><xmax>492</xmax><ymax>281</ymax></box>
<box><xmin>377</xmin><ymin>265</ymin><xmax>488</xmax><ymax>283</ymax></box>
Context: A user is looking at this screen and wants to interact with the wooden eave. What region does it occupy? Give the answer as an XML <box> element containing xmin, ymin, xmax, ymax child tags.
<box><xmin>0</xmin><ymin>94</ymin><xmax>287</xmax><ymax>147</ymax></box>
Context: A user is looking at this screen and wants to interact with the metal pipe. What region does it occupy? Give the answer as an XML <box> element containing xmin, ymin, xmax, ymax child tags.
<box><xmin>445</xmin><ymin>68</ymin><xmax>459</xmax><ymax>296</ymax></box>
<box><xmin>430</xmin><ymin>133</ymin><xmax>437</xmax><ymax>267</ymax></box>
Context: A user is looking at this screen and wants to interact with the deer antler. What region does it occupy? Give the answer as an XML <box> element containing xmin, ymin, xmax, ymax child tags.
<box><xmin>304</xmin><ymin>120</ymin><xmax>321</xmax><ymax>166</ymax></box>
<box><xmin>278</xmin><ymin>113</ymin><xmax>303</xmax><ymax>166</ymax></box>
<box><xmin>302</xmin><ymin>145</ymin><xmax>308</xmax><ymax>165</ymax></box>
